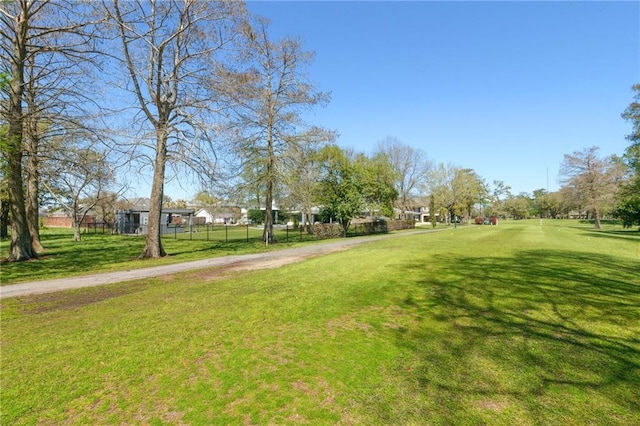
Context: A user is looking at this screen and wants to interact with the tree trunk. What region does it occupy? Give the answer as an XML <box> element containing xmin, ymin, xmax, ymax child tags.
<box><xmin>341</xmin><ymin>219</ymin><xmax>349</xmax><ymax>237</ymax></box>
<box><xmin>72</xmin><ymin>219</ymin><xmax>81</xmax><ymax>242</ymax></box>
<box><xmin>263</xmin><ymin>175</ymin><xmax>274</xmax><ymax>244</ymax></box>
<box><xmin>24</xmin><ymin>58</ymin><xmax>43</xmax><ymax>252</ymax></box>
<box><xmin>140</xmin><ymin>128</ymin><xmax>168</xmax><ymax>258</ymax></box>
<box><xmin>593</xmin><ymin>207</ymin><xmax>602</xmax><ymax>229</ymax></box>
<box><xmin>25</xmin><ymin>134</ymin><xmax>43</xmax><ymax>251</ymax></box>
<box><xmin>430</xmin><ymin>195</ymin><xmax>437</xmax><ymax>228</ymax></box>
<box><xmin>263</xmin><ymin>124</ymin><xmax>275</xmax><ymax>244</ymax></box>
<box><xmin>5</xmin><ymin>8</ymin><xmax>37</xmax><ymax>261</ymax></box>
<box><xmin>0</xmin><ymin>199</ymin><xmax>9</xmax><ymax>239</ymax></box>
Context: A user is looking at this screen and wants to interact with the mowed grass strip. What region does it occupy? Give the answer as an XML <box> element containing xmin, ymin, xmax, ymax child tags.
<box><xmin>0</xmin><ymin>227</ymin><xmax>309</xmax><ymax>285</ymax></box>
<box><xmin>1</xmin><ymin>221</ymin><xmax>639</xmax><ymax>424</ymax></box>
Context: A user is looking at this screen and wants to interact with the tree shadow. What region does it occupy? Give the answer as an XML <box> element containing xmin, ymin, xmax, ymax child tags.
<box><xmin>580</xmin><ymin>228</ymin><xmax>640</xmax><ymax>242</ymax></box>
<box><xmin>378</xmin><ymin>249</ymin><xmax>640</xmax><ymax>422</ymax></box>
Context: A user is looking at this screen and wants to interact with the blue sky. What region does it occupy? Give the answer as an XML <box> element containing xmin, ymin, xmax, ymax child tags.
<box><xmin>240</xmin><ymin>0</ymin><xmax>639</xmax><ymax>196</ymax></box>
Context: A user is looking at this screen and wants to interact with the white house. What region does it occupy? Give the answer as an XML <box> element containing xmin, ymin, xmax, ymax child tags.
<box><xmin>194</xmin><ymin>207</ymin><xmax>237</xmax><ymax>225</ymax></box>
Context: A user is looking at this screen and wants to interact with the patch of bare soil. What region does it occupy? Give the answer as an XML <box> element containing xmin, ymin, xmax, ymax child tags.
<box><xmin>184</xmin><ymin>246</ymin><xmax>348</xmax><ymax>282</ymax></box>
<box><xmin>7</xmin><ymin>245</ymin><xmax>349</xmax><ymax>314</ymax></box>
<box><xmin>477</xmin><ymin>399</ymin><xmax>510</xmax><ymax>412</ymax></box>
<box><xmin>13</xmin><ymin>281</ymin><xmax>154</xmax><ymax>314</ymax></box>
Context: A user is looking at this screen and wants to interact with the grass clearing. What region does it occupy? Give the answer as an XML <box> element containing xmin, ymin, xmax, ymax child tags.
<box><xmin>1</xmin><ymin>220</ymin><xmax>639</xmax><ymax>424</ymax></box>
<box><xmin>0</xmin><ymin>227</ymin><xmax>319</xmax><ymax>285</ymax></box>
<box><xmin>0</xmin><ymin>225</ymin><xmax>404</xmax><ymax>285</ymax></box>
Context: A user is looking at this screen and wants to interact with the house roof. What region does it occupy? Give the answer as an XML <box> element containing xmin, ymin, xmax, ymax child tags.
<box><xmin>195</xmin><ymin>208</ymin><xmax>234</xmax><ymax>217</ymax></box>
<box><xmin>117</xmin><ymin>207</ymin><xmax>194</xmax><ymax>215</ymax></box>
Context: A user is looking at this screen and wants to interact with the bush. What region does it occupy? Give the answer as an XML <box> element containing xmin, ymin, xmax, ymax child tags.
<box><xmin>247</xmin><ymin>209</ymin><xmax>264</xmax><ymax>225</ymax></box>
<box><xmin>475</xmin><ymin>216</ymin><xmax>485</xmax><ymax>225</ymax></box>
<box><xmin>385</xmin><ymin>219</ymin><xmax>415</xmax><ymax>231</ymax></box>
<box><xmin>310</xmin><ymin>223</ymin><xmax>344</xmax><ymax>239</ymax></box>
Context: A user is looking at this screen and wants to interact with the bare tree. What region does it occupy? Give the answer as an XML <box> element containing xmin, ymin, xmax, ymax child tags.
<box><xmin>559</xmin><ymin>146</ymin><xmax>625</xmax><ymax>229</ymax></box>
<box><xmin>375</xmin><ymin>137</ymin><xmax>433</xmax><ymax>219</ymax></box>
<box><xmin>214</xmin><ymin>17</ymin><xmax>334</xmax><ymax>244</ymax></box>
<box><xmin>1</xmin><ymin>0</ymin><xmax>39</xmax><ymax>260</ymax></box>
<box><xmin>42</xmin><ymin>138</ymin><xmax>119</xmax><ymax>242</ymax></box>
<box><xmin>22</xmin><ymin>54</ymin><xmax>99</xmax><ymax>251</ymax></box>
<box><xmin>279</xmin><ymin>141</ymin><xmax>324</xmax><ymax>230</ymax></box>
<box><xmin>105</xmin><ymin>0</ymin><xmax>246</xmax><ymax>257</ymax></box>
<box><xmin>1</xmin><ymin>0</ymin><xmax>102</xmax><ymax>260</ymax></box>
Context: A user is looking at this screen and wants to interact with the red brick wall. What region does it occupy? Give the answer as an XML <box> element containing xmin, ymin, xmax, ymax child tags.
<box><xmin>43</xmin><ymin>215</ymin><xmax>96</xmax><ymax>228</ymax></box>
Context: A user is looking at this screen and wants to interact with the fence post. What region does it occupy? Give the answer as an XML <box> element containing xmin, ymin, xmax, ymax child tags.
<box><xmin>174</xmin><ymin>225</ymin><xmax>177</xmax><ymax>239</ymax></box>
<box><xmin>225</xmin><ymin>225</ymin><xmax>228</xmax><ymax>243</ymax></box>
<box><xmin>207</xmin><ymin>224</ymin><xmax>209</xmax><ymax>241</ymax></box>
<box><xmin>286</xmin><ymin>225</ymin><xmax>289</xmax><ymax>242</ymax></box>
<box><xmin>246</xmin><ymin>224</ymin><xmax>249</xmax><ymax>242</ymax></box>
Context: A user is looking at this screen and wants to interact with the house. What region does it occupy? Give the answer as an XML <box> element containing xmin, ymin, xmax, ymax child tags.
<box><xmin>395</xmin><ymin>203</ymin><xmax>440</xmax><ymax>223</ymax></box>
<box><xmin>115</xmin><ymin>207</ymin><xmax>194</xmax><ymax>234</ymax></box>
<box><xmin>194</xmin><ymin>207</ymin><xmax>238</xmax><ymax>225</ymax></box>
<box><xmin>288</xmin><ymin>206</ymin><xmax>321</xmax><ymax>225</ymax></box>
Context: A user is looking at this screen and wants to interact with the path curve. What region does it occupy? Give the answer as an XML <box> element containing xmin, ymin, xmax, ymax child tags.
<box><xmin>1</xmin><ymin>229</ymin><xmax>435</xmax><ymax>299</ymax></box>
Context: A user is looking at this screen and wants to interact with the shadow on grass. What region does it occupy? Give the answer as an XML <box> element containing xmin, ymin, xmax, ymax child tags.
<box><xmin>1</xmin><ymin>233</ymin><xmax>255</xmax><ymax>284</ymax></box>
<box><xmin>374</xmin><ymin>249</ymin><xmax>640</xmax><ymax>423</ymax></box>
<box><xmin>581</xmin><ymin>228</ymin><xmax>640</xmax><ymax>242</ymax></box>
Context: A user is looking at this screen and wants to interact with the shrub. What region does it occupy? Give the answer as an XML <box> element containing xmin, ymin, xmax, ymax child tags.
<box><xmin>310</xmin><ymin>223</ymin><xmax>344</xmax><ymax>239</ymax></box>
<box><xmin>386</xmin><ymin>219</ymin><xmax>415</xmax><ymax>231</ymax></box>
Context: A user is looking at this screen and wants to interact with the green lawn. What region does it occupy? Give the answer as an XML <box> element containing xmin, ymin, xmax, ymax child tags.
<box><xmin>0</xmin><ymin>224</ymin><xmax>391</xmax><ymax>285</ymax></box>
<box><xmin>0</xmin><ymin>226</ymin><xmax>318</xmax><ymax>285</ymax></box>
<box><xmin>1</xmin><ymin>220</ymin><xmax>639</xmax><ymax>424</ymax></box>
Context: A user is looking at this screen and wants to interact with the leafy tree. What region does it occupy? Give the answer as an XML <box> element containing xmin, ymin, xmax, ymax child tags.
<box><xmin>214</xmin><ymin>17</ymin><xmax>333</xmax><ymax>244</ymax></box>
<box><xmin>557</xmin><ymin>185</ymin><xmax>582</xmax><ymax>218</ymax></box>
<box><xmin>618</xmin><ymin>84</ymin><xmax>640</xmax><ymax>228</ymax></box>
<box><xmin>105</xmin><ymin>0</ymin><xmax>245</xmax><ymax>257</ymax></box>
<box><xmin>504</xmin><ymin>193</ymin><xmax>532</xmax><ymax>219</ymax></box>
<box><xmin>428</xmin><ymin>163</ymin><xmax>457</xmax><ymax>224</ymax></box>
<box><xmin>455</xmin><ymin>168</ymin><xmax>486</xmax><ymax>222</ymax></box>
<box><xmin>315</xmin><ymin>146</ymin><xmax>362</xmax><ymax>236</ymax></box>
<box><xmin>315</xmin><ymin>145</ymin><xmax>396</xmax><ymax>236</ymax></box>
<box><xmin>429</xmin><ymin>164</ymin><xmax>485</xmax><ymax>224</ymax></box>
<box><xmin>621</xmin><ymin>84</ymin><xmax>640</xmax><ymax>144</ymax></box>
<box><xmin>486</xmin><ymin>180</ymin><xmax>511</xmax><ymax>218</ymax></box>
<box><xmin>247</xmin><ymin>209</ymin><xmax>265</xmax><ymax>225</ymax></box>
<box><xmin>354</xmin><ymin>152</ymin><xmax>398</xmax><ymax>218</ymax></box>
<box><xmin>532</xmin><ymin>189</ymin><xmax>564</xmax><ymax>218</ymax></box>
<box><xmin>560</xmin><ymin>146</ymin><xmax>625</xmax><ymax>229</ymax></box>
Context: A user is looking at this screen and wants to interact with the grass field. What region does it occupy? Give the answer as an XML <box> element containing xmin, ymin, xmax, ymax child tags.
<box><xmin>0</xmin><ymin>224</ymin><xmax>390</xmax><ymax>285</ymax></box>
<box><xmin>0</xmin><ymin>226</ymin><xmax>315</xmax><ymax>285</ymax></box>
<box><xmin>1</xmin><ymin>220</ymin><xmax>639</xmax><ymax>424</ymax></box>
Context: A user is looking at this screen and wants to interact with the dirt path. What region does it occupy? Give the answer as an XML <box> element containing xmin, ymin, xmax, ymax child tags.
<box><xmin>1</xmin><ymin>230</ymin><xmax>432</xmax><ymax>299</ymax></box>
